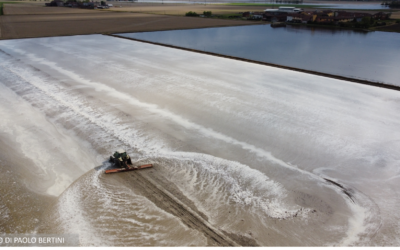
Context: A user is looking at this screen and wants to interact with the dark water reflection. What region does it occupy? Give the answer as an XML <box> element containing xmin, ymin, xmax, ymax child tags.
<box><xmin>314</xmin><ymin>3</ymin><xmax>392</xmax><ymax>9</ymax></box>
<box><xmin>118</xmin><ymin>25</ymin><xmax>400</xmax><ymax>85</ymax></box>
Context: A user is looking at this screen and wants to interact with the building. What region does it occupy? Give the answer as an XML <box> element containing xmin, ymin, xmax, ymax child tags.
<box><xmin>263</xmin><ymin>12</ymin><xmax>288</xmax><ymax>22</ymax></box>
<box><xmin>372</xmin><ymin>12</ymin><xmax>390</xmax><ymax>20</ymax></box>
<box><xmin>320</xmin><ymin>10</ymin><xmax>334</xmax><ymax>17</ymax></box>
<box><xmin>334</xmin><ymin>15</ymin><xmax>355</xmax><ymax>23</ymax></box>
<box><xmin>242</xmin><ymin>11</ymin><xmax>251</xmax><ymax>17</ymax></box>
<box><xmin>264</xmin><ymin>6</ymin><xmax>303</xmax><ymax>13</ymax></box>
<box><xmin>252</xmin><ymin>12</ymin><xmax>264</xmax><ymax>19</ymax></box>
<box><xmin>286</xmin><ymin>13</ymin><xmax>315</xmax><ymax>23</ymax></box>
<box><xmin>242</xmin><ymin>11</ymin><xmax>264</xmax><ymax>19</ymax></box>
<box><xmin>315</xmin><ymin>15</ymin><xmax>335</xmax><ymax>23</ymax></box>
<box><xmin>353</xmin><ymin>12</ymin><xmax>372</xmax><ymax>22</ymax></box>
<box><xmin>300</xmin><ymin>15</ymin><xmax>314</xmax><ymax>23</ymax></box>
<box><xmin>260</xmin><ymin>7</ymin><xmax>390</xmax><ymax>26</ymax></box>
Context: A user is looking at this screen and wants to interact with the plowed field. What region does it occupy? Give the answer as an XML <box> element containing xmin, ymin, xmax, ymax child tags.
<box><xmin>0</xmin><ymin>3</ymin><xmax>255</xmax><ymax>39</ymax></box>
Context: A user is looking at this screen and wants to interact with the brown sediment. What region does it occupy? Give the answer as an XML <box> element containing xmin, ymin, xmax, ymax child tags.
<box><xmin>109</xmin><ymin>34</ymin><xmax>400</xmax><ymax>92</ymax></box>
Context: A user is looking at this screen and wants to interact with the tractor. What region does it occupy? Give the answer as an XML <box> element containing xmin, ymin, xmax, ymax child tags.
<box><xmin>109</xmin><ymin>149</ymin><xmax>132</xmax><ymax>169</ymax></box>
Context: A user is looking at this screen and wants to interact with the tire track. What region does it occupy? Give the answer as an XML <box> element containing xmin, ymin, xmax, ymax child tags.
<box><xmin>115</xmin><ymin>169</ymin><xmax>240</xmax><ymax>246</ymax></box>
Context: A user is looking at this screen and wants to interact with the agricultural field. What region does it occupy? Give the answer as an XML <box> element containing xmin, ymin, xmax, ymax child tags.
<box><xmin>0</xmin><ymin>2</ymin><xmax>254</xmax><ymax>39</ymax></box>
<box><xmin>104</xmin><ymin>3</ymin><xmax>268</xmax><ymax>15</ymax></box>
<box><xmin>2</xmin><ymin>2</ymin><xmax>96</xmax><ymax>14</ymax></box>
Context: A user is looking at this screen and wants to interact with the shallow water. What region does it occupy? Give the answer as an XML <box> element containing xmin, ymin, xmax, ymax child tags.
<box><xmin>118</xmin><ymin>25</ymin><xmax>400</xmax><ymax>86</ymax></box>
<box><xmin>0</xmin><ymin>35</ymin><xmax>399</xmax><ymax>246</ymax></box>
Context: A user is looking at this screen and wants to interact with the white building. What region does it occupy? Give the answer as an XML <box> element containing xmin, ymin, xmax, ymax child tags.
<box><xmin>264</xmin><ymin>7</ymin><xmax>303</xmax><ymax>13</ymax></box>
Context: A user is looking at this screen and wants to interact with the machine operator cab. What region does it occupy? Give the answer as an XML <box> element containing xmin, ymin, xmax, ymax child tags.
<box><xmin>109</xmin><ymin>149</ymin><xmax>133</xmax><ymax>169</ymax></box>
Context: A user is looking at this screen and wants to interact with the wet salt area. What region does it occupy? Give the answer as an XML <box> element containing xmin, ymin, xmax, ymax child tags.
<box><xmin>0</xmin><ymin>34</ymin><xmax>400</xmax><ymax>246</ymax></box>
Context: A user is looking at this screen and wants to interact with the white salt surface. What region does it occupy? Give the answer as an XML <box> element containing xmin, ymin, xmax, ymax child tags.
<box><xmin>0</xmin><ymin>35</ymin><xmax>399</xmax><ymax>246</ymax></box>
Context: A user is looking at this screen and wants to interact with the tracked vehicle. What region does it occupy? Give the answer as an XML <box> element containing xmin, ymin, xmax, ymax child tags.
<box><xmin>106</xmin><ymin>149</ymin><xmax>152</xmax><ymax>174</ymax></box>
<box><xmin>109</xmin><ymin>149</ymin><xmax>132</xmax><ymax>168</ymax></box>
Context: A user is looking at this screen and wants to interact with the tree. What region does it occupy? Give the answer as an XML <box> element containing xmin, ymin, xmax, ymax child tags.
<box><xmin>389</xmin><ymin>0</ymin><xmax>400</xmax><ymax>7</ymax></box>
<box><xmin>203</xmin><ymin>11</ymin><xmax>212</xmax><ymax>17</ymax></box>
<box><xmin>359</xmin><ymin>16</ymin><xmax>372</xmax><ymax>28</ymax></box>
<box><xmin>185</xmin><ymin>11</ymin><xmax>199</xmax><ymax>17</ymax></box>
